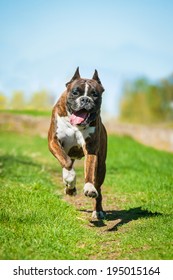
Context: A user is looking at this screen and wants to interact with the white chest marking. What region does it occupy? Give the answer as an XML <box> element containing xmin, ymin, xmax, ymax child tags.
<box><xmin>56</xmin><ymin>115</ymin><xmax>95</xmax><ymax>155</ymax></box>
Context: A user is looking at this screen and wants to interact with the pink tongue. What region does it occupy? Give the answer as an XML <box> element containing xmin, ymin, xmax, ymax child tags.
<box><xmin>70</xmin><ymin>111</ymin><xmax>88</xmax><ymax>125</ymax></box>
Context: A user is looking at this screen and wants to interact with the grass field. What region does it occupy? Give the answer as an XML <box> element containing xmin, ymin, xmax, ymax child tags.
<box><xmin>0</xmin><ymin>109</ymin><xmax>51</xmax><ymax>117</ymax></box>
<box><xmin>0</xmin><ymin>130</ymin><xmax>173</xmax><ymax>259</ymax></box>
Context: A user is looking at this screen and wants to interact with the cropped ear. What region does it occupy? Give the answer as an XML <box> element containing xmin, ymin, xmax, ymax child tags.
<box><xmin>92</xmin><ymin>69</ymin><xmax>102</xmax><ymax>85</ymax></box>
<box><xmin>66</xmin><ymin>67</ymin><xmax>80</xmax><ymax>87</ymax></box>
<box><xmin>92</xmin><ymin>69</ymin><xmax>104</xmax><ymax>92</ymax></box>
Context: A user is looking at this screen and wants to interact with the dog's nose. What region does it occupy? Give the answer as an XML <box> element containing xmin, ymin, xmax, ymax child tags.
<box><xmin>80</xmin><ymin>96</ymin><xmax>91</xmax><ymax>104</ymax></box>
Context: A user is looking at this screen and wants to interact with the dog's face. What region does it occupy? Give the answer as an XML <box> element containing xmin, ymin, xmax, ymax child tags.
<box><xmin>66</xmin><ymin>68</ymin><xmax>104</xmax><ymax>126</ymax></box>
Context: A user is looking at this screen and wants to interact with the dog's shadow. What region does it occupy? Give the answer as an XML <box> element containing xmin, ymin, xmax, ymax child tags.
<box><xmin>80</xmin><ymin>207</ymin><xmax>162</xmax><ymax>231</ymax></box>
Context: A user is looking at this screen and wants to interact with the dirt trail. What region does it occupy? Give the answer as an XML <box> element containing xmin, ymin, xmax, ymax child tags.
<box><xmin>63</xmin><ymin>186</ymin><xmax>122</xmax><ymax>232</ymax></box>
<box><xmin>62</xmin><ymin>180</ymin><xmax>153</xmax><ymax>235</ymax></box>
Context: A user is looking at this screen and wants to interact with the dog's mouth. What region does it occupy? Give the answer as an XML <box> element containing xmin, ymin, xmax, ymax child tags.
<box><xmin>69</xmin><ymin>109</ymin><xmax>96</xmax><ymax>126</ymax></box>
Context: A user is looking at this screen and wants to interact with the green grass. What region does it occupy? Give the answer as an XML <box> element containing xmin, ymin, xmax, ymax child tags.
<box><xmin>0</xmin><ymin>133</ymin><xmax>98</xmax><ymax>259</ymax></box>
<box><xmin>106</xmin><ymin>136</ymin><xmax>173</xmax><ymax>214</ymax></box>
<box><xmin>0</xmin><ymin>131</ymin><xmax>173</xmax><ymax>259</ymax></box>
<box><xmin>104</xmin><ymin>136</ymin><xmax>173</xmax><ymax>259</ymax></box>
<box><xmin>0</xmin><ymin>109</ymin><xmax>51</xmax><ymax>117</ymax></box>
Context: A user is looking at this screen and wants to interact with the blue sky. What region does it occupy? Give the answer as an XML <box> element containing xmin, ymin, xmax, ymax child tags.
<box><xmin>0</xmin><ymin>0</ymin><xmax>173</xmax><ymax>115</ymax></box>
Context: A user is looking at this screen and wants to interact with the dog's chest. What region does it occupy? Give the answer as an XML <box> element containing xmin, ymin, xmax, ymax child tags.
<box><xmin>56</xmin><ymin>115</ymin><xmax>95</xmax><ymax>157</ymax></box>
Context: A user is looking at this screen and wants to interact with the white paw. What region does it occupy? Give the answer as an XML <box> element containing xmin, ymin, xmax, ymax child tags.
<box><xmin>84</xmin><ymin>183</ymin><xmax>98</xmax><ymax>198</ymax></box>
<box><xmin>62</xmin><ymin>168</ymin><xmax>76</xmax><ymax>189</ymax></box>
<box><xmin>92</xmin><ymin>210</ymin><xmax>106</xmax><ymax>220</ymax></box>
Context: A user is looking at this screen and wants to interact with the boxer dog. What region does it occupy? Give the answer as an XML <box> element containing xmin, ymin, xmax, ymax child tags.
<box><xmin>48</xmin><ymin>68</ymin><xmax>107</xmax><ymax>219</ymax></box>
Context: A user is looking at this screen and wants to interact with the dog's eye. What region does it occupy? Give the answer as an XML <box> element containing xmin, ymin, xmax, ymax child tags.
<box><xmin>71</xmin><ymin>90</ymin><xmax>79</xmax><ymax>96</ymax></box>
<box><xmin>91</xmin><ymin>90</ymin><xmax>98</xmax><ymax>98</ymax></box>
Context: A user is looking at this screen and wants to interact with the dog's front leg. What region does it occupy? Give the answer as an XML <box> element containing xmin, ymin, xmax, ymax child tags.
<box><xmin>48</xmin><ymin>130</ymin><xmax>72</xmax><ymax>170</ymax></box>
<box><xmin>84</xmin><ymin>154</ymin><xmax>98</xmax><ymax>198</ymax></box>
<box><xmin>48</xmin><ymin>120</ymin><xmax>76</xmax><ymax>195</ymax></box>
<box><xmin>49</xmin><ymin>137</ymin><xmax>77</xmax><ymax>195</ymax></box>
<box><xmin>84</xmin><ymin>153</ymin><xmax>105</xmax><ymax>220</ymax></box>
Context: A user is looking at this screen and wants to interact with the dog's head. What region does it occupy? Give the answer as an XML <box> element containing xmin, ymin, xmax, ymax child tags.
<box><xmin>66</xmin><ymin>67</ymin><xmax>104</xmax><ymax>126</ymax></box>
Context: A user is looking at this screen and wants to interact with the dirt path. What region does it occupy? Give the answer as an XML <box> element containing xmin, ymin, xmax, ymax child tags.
<box><xmin>51</xmin><ymin>159</ymin><xmax>120</xmax><ymax>233</ymax></box>
<box><xmin>62</xmin><ymin>179</ymin><xmax>154</xmax><ymax>236</ymax></box>
<box><xmin>54</xmin><ymin>160</ymin><xmax>143</xmax><ymax>235</ymax></box>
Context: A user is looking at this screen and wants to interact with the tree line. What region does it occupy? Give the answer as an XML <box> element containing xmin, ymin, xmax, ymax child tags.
<box><xmin>0</xmin><ymin>90</ymin><xmax>55</xmax><ymax>111</ymax></box>
<box><xmin>120</xmin><ymin>73</ymin><xmax>173</xmax><ymax>123</ymax></box>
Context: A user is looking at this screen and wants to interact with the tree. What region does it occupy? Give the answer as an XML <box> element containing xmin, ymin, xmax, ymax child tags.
<box><xmin>0</xmin><ymin>93</ymin><xmax>7</xmax><ymax>109</ymax></box>
<box><xmin>29</xmin><ymin>90</ymin><xmax>52</xmax><ymax>110</ymax></box>
<box><xmin>10</xmin><ymin>91</ymin><xmax>25</xmax><ymax>109</ymax></box>
<box><xmin>120</xmin><ymin>74</ymin><xmax>173</xmax><ymax>123</ymax></box>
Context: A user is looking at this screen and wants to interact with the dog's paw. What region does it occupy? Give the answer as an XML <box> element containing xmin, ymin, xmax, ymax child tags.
<box><xmin>64</xmin><ymin>187</ymin><xmax>77</xmax><ymax>196</ymax></box>
<box><xmin>84</xmin><ymin>183</ymin><xmax>98</xmax><ymax>198</ymax></box>
<box><xmin>63</xmin><ymin>168</ymin><xmax>76</xmax><ymax>189</ymax></box>
<box><xmin>92</xmin><ymin>210</ymin><xmax>106</xmax><ymax>220</ymax></box>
